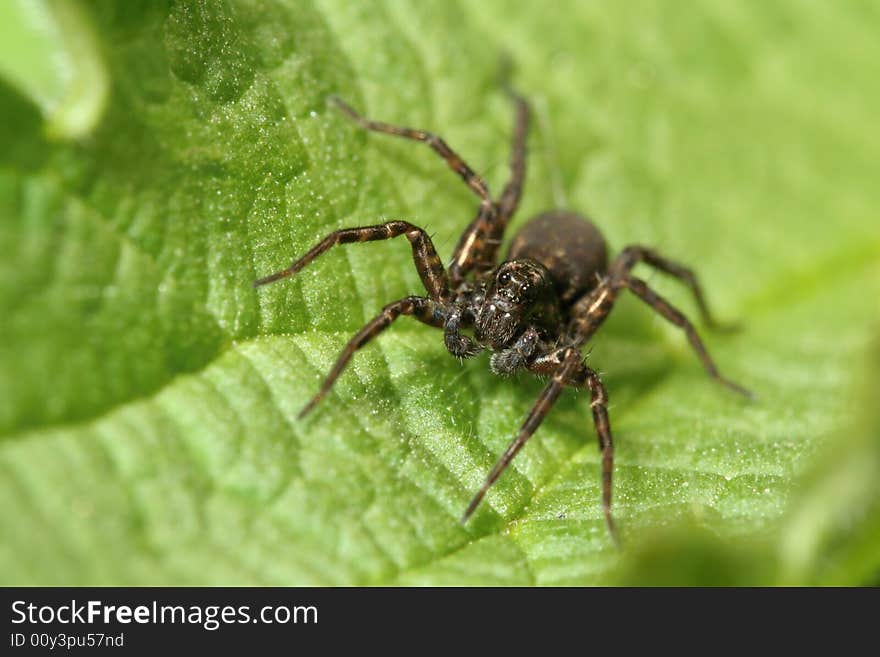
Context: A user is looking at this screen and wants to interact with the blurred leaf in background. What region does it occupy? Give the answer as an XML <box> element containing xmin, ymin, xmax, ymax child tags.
<box><xmin>0</xmin><ymin>0</ymin><xmax>108</xmax><ymax>139</ymax></box>
<box><xmin>778</xmin><ymin>335</ymin><xmax>880</xmax><ymax>586</ymax></box>
<box><xmin>0</xmin><ymin>0</ymin><xmax>878</xmax><ymax>585</ymax></box>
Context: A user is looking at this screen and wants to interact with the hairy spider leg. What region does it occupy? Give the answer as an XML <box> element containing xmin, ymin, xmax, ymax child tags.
<box><xmin>444</xmin><ymin>88</ymin><xmax>529</xmax><ymax>358</ymax></box>
<box><xmin>453</xmin><ymin>91</ymin><xmax>531</xmax><ymax>278</ymax></box>
<box><xmin>461</xmin><ymin>348</ymin><xmax>580</xmax><ymax>524</ymax></box>
<box><xmin>568</xmin><ymin>282</ymin><xmax>619</xmax><ymax>344</ymax></box>
<box><xmin>493</xmin><ymin>91</ymin><xmax>530</xmax><ymax>247</ymax></box>
<box><xmin>461</xmin><ymin>346</ymin><xmax>619</xmax><ymax>543</ymax></box>
<box><xmin>530</xmin><ymin>350</ymin><xmax>618</xmax><ymax>544</ymax></box>
<box><xmin>580</xmin><ymin>367</ymin><xmax>616</xmax><ymax>544</ymax></box>
<box><xmin>613</xmin><ymin>245</ymin><xmax>740</xmax><ymax>331</ymax></box>
<box><xmin>331</xmin><ymin>96</ymin><xmax>492</xmax><ymax>206</ymax></box>
<box><xmin>252</xmin><ymin>220</ymin><xmax>454</xmax><ymax>415</ymax></box>
<box><xmin>620</xmin><ymin>276</ymin><xmax>752</xmax><ymax>398</ymax></box>
<box><xmin>298</xmin><ymin>296</ymin><xmax>444</xmax><ymax>418</ymax></box>
<box><xmin>564</xmin><ymin>261</ymin><xmax>752</xmax><ymax>398</ymax></box>
<box><xmin>253</xmin><ymin>220</ymin><xmax>450</xmax><ymax>301</ymax></box>
<box><xmin>330</xmin><ymin>96</ymin><xmax>500</xmax><ymax>288</ymax></box>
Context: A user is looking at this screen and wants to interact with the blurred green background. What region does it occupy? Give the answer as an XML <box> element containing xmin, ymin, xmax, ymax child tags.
<box><xmin>0</xmin><ymin>0</ymin><xmax>878</xmax><ymax>585</ymax></box>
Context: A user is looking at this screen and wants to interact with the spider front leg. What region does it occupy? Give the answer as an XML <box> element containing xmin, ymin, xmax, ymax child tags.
<box><xmin>331</xmin><ymin>96</ymin><xmax>492</xmax><ymax>206</ymax></box>
<box><xmin>460</xmin><ymin>346</ymin><xmax>623</xmax><ymax>543</ymax></box>
<box><xmin>449</xmin><ymin>91</ymin><xmax>531</xmax><ymax>281</ymax></box>
<box><xmin>528</xmin><ymin>348</ymin><xmax>617</xmax><ymax>543</ymax></box>
<box><xmin>253</xmin><ymin>220</ymin><xmax>449</xmax><ymax>301</ymax></box>
<box><xmin>495</xmin><ymin>90</ymin><xmax>530</xmax><ymax>235</ymax></box>
<box><xmin>253</xmin><ymin>220</ymin><xmax>454</xmax><ymax>416</ymax></box>
<box><xmin>298</xmin><ymin>296</ymin><xmax>445</xmax><ymax>418</ymax></box>
<box><xmin>461</xmin><ymin>347</ymin><xmax>580</xmax><ymax>524</ymax></box>
<box><xmin>330</xmin><ymin>95</ymin><xmax>511</xmax><ymax>287</ymax></box>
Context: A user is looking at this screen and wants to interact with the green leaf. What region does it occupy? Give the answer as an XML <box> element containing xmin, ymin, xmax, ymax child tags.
<box><xmin>0</xmin><ymin>0</ymin><xmax>108</xmax><ymax>139</ymax></box>
<box><xmin>778</xmin><ymin>335</ymin><xmax>880</xmax><ymax>586</ymax></box>
<box><xmin>1</xmin><ymin>0</ymin><xmax>879</xmax><ymax>585</ymax></box>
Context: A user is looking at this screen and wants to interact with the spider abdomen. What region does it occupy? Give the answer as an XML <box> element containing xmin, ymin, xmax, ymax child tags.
<box><xmin>507</xmin><ymin>210</ymin><xmax>608</xmax><ymax>306</ymax></box>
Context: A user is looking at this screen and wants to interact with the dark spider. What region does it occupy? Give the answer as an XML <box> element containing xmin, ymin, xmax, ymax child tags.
<box><xmin>253</xmin><ymin>88</ymin><xmax>751</xmax><ymax>543</ymax></box>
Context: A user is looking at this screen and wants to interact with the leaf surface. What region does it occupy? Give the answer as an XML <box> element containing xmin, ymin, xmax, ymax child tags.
<box><xmin>1</xmin><ymin>0</ymin><xmax>878</xmax><ymax>585</ymax></box>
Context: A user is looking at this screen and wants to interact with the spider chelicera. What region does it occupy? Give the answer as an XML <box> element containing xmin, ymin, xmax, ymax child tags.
<box><xmin>253</xmin><ymin>88</ymin><xmax>751</xmax><ymax>543</ymax></box>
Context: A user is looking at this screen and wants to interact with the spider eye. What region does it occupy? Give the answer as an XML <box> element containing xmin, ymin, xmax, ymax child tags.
<box><xmin>498</xmin><ymin>271</ymin><xmax>511</xmax><ymax>285</ymax></box>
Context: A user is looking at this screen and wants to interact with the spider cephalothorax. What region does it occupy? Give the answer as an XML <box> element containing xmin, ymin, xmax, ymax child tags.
<box><xmin>254</xmin><ymin>90</ymin><xmax>750</xmax><ymax>543</ymax></box>
<box><xmin>475</xmin><ymin>259</ymin><xmax>560</xmax><ymax>350</ymax></box>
